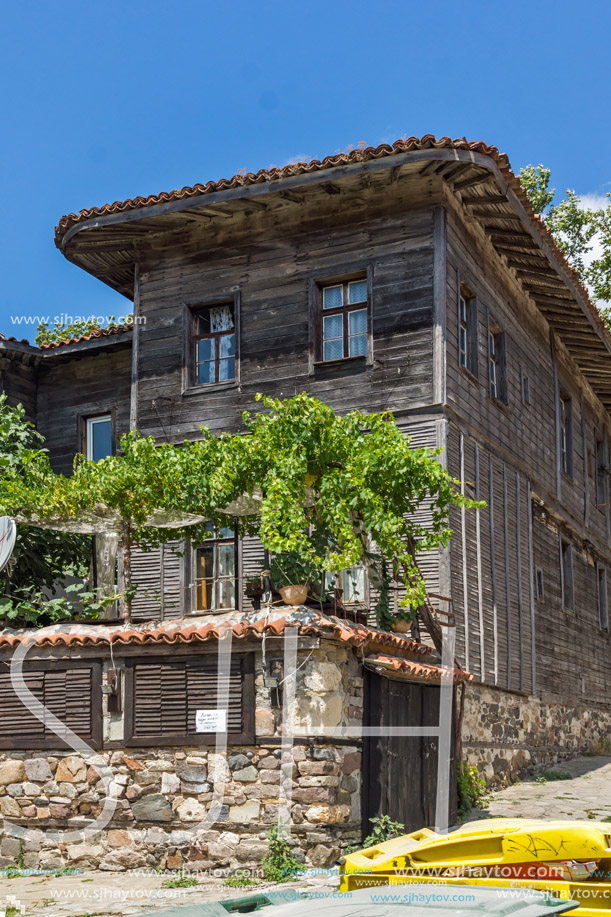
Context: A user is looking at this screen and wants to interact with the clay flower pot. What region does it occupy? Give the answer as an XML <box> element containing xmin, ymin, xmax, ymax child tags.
<box><xmin>394</xmin><ymin>618</ymin><xmax>412</xmax><ymax>634</ymax></box>
<box><xmin>279</xmin><ymin>584</ymin><xmax>308</xmax><ymax>606</ymax></box>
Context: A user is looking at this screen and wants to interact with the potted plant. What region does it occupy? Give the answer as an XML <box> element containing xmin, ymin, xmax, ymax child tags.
<box><xmin>270</xmin><ymin>552</ymin><xmax>315</xmax><ymax>607</ymax></box>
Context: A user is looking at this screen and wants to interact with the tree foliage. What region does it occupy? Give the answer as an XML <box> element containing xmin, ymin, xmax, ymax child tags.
<box><xmin>2</xmin><ymin>393</ymin><xmax>478</xmax><ymax>630</ymax></box>
<box><xmin>35</xmin><ymin>314</ymin><xmax>133</xmax><ymax>346</ymax></box>
<box><xmin>519</xmin><ymin>164</ymin><xmax>611</xmax><ymax>306</ymax></box>
<box><xmin>0</xmin><ymin>395</ymin><xmax>91</xmax><ymax>626</ymax></box>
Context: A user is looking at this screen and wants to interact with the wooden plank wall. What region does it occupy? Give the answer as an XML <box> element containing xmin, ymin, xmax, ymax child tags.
<box><xmin>134</xmin><ymin>174</ymin><xmax>438</xmax><ymax>437</ymax></box>
<box><xmin>0</xmin><ymin>356</ymin><xmax>38</xmax><ymax>422</ymax></box>
<box><xmin>443</xmin><ymin>193</ymin><xmax>611</xmax><ymax>704</ymax></box>
<box><xmin>35</xmin><ymin>347</ymin><xmax>132</xmax><ymax>474</ymax></box>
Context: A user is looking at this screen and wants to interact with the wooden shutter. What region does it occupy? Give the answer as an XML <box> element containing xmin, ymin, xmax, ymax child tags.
<box><xmin>127</xmin><ymin>654</ymin><xmax>254</xmax><ymax>745</ymax></box>
<box><xmin>131</xmin><ymin>541</ymin><xmax>183</xmax><ymax>622</ymax></box>
<box><xmin>0</xmin><ymin>662</ymin><xmax>101</xmax><ymax>749</ymax></box>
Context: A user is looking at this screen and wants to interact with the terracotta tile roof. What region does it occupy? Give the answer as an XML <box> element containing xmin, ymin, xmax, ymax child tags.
<box><xmin>55</xmin><ymin>137</ymin><xmax>507</xmax><ymax>244</ymax></box>
<box><xmin>0</xmin><ymin>332</ymin><xmax>31</xmax><ymax>346</ymax></box>
<box><xmin>53</xmin><ymin>135</ymin><xmax>604</xmax><ymax>342</ymax></box>
<box><xmin>365</xmin><ymin>652</ymin><xmax>472</xmax><ymax>685</ymax></box>
<box><xmin>0</xmin><ymin>611</ymin><xmax>434</xmax><ymax>661</ymax></box>
<box><xmin>37</xmin><ymin>322</ymin><xmax>133</xmax><ymax>350</ymax></box>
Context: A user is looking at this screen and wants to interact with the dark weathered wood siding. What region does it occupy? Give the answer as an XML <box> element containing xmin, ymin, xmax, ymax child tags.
<box><xmin>36</xmin><ymin>347</ymin><xmax>132</xmax><ymax>474</ymax></box>
<box><xmin>0</xmin><ymin>353</ymin><xmax>38</xmax><ymax>422</ymax></box>
<box><xmin>443</xmin><ymin>193</ymin><xmax>611</xmax><ymax>704</ymax></box>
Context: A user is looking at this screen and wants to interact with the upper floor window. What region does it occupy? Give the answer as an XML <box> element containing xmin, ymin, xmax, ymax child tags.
<box><xmin>458</xmin><ymin>289</ymin><xmax>478</xmax><ymax>377</ymax></box>
<box><xmin>320</xmin><ymin>278</ymin><xmax>369</xmax><ymax>363</ymax></box>
<box><xmin>192</xmin><ymin>302</ymin><xmax>236</xmax><ymax>385</ymax></box>
<box><xmin>85</xmin><ymin>414</ymin><xmax>113</xmax><ymax>461</ymax></box>
<box><xmin>559</xmin><ymin>390</ymin><xmax>573</xmax><ymax>477</ymax></box>
<box><xmin>488</xmin><ymin>321</ymin><xmax>507</xmax><ymax>403</ymax></box>
<box><xmin>193</xmin><ymin>522</ymin><xmax>237</xmax><ymax>613</ymax></box>
<box><xmin>595</xmin><ymin>430</ymin><xmax>607</xmax><ymax>508</ymax></box>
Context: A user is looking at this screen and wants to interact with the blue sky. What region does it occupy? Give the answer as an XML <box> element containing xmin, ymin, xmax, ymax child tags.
<box><xmin>1</xmin><ymin>0</ymin><xmax>609</xmax><ymax>338</ymax></box>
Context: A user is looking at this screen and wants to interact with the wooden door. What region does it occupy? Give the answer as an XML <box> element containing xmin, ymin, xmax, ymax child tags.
<box><xmin>362</xmin><ymin>670</ymin><xmax>456</xmax><ymax>836</ymax></box>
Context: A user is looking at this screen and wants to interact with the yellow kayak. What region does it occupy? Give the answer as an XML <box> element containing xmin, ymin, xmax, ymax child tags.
<box><xmin>339</xmin><ymin>820</ymin><xmax>611</xmax><ymax>916</ymax></box>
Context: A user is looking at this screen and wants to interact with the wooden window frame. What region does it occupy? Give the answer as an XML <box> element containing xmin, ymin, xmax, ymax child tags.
<box><xmin>189</xmin><ymin>523</ymin><xmax>239</xmax><ymax>616</ymax></box>
<box><xmin>458</xmin><ymin>285</ymin><xmax>478</xmax><ymax>379</ymax></box>
<box><xmin>311</xmin><ymin>270</ymin><xmax>372</xmax><ymax>367</ymax></box>
<box><xmin>559</xmin><ymin>537</ymin><xmax>574</xmax><ymax>611</ymax></box>
<box><xmin>595</xmin><ymin>429</ymin><xmax>607</xmax><ymax>509</ymax></box>
<box><xmin>487</xmin><ymin>316</ymin><xmax>507</xmax><ymax>404</ymax></box>
<box><xmin>0</xmin><ymin>659</ymin><xmax>102</xmax><ymax>750</ymax></box>
<box><xmin>182</xmin><ymin>294</ymin><xmax>240</xmax><ymax>394</ymax></box>
<box><xmin>123</xmin><ymin>652</ymin><xmax>255</xmax><ymax>746</ymax></box>
<box><xmin>598</xmin><ymin>564</ymin><xmax>609</xmax><ymax>629</ymax></box>
<box><xmin>559</xmin><ymin>389</ymin><xmax>573</xmax><ymax>478</ymax></box>
<box><xmin>80</xmin><ymin>410</ymin><xmax>115</xmax><ymax>460</ymax></box>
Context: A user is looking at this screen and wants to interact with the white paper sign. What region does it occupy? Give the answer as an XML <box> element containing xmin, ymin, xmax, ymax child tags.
<box><xmin>195</xmin><ymin>709</ymin><xmax>227</xmax><ymax>733</ymax></box>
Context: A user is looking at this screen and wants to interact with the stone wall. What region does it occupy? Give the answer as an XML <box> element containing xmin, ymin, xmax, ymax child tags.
<box><xmin>463</xmin><ymin>682</ymin><xmax>611</xmax><ymax>786</ymax></box>
<box><xmin>0</xmin><ymin>640</ymin><xmax>364</xmax><ymax>872</ymax></box>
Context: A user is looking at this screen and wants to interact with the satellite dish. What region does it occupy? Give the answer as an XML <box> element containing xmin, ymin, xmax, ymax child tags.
<box><xmin>0</xmin><ymin>517</ymin><xmax>17</xmax><ymax>574</ymax></box>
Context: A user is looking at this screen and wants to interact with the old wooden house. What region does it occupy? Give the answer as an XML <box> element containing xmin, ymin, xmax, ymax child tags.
<box><xmin>1</xmin><ymin>135</ymin><xmax>611</xmax><ymax>870</ymax></box>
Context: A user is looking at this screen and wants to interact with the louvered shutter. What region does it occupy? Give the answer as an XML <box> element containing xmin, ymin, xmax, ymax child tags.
<box><xmin>129</xmin><ymin>654</ymin><xmax>253</xmax><ymax>744</ymax></box>
<box><xmin>0</xmin><ymin>663</ymin><xmax>101</xmax><ymax>749</ymax></box>
<box><xmin>131</xmin><ymin>541</ymin><xmax>183</xmax><ymax>622</ymax></box>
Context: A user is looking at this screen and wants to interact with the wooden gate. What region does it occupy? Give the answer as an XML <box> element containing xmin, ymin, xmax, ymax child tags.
<box><xmin>362</xmin><ymin>669</ymin><xmax>456</xmax><ymax>834</ymax></box>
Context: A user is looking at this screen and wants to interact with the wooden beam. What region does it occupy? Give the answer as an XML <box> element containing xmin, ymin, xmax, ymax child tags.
<box><xmin>324</xmin><ymin>182</ymin><xmax>341</xmax><ymax>195</ymax></box>
<box><xmin>452</xmin><ymin>170</ymin><xmax>492</xmax><ymax>191</ymax></box>
<box><xmin>196</xmin><ymin>205</ymin><xmax>233</xmax><ymax>219</ymax></box>
<box><xmin>280</xmin><ymin>190</ymin><xmax>304</xmax><ymax>203</ymax></box>
<box><xmin>461</xmin><ymin>194</ymin><xmax>509</xmax><ymax>205</ymax></box>
<box><xmin>472</xmin><ymin>210</ymin><xmax>523</xmax><ymax>222</ymax></box>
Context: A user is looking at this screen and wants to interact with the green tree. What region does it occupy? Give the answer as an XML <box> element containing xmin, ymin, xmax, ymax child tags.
<box><xmin>519</xmin><ymin>164</ymin><xmax>611</xmax><ymax>306</ymax></box>
<box><xmin>0</xmin><ymin>394</ymin><xmax>91</xmax><ymax>626</ymax></box>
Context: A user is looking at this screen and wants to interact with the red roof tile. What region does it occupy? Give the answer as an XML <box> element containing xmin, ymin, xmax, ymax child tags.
<box><xmin>365</xmin><ymin>652</ymin><xmax>472</xmax><ymax>685</ymax></box>
<box><xmin>38</xmin><ymin>323</ymin><xmax>133</xmax><ymax>350</ymax></box>
<box><xmin>0</xmin><ymin>612</ymin><xmax>434</xmax><ymax>661</ymax></box>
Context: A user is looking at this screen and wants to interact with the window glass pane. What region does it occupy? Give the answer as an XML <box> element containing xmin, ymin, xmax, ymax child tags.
<box><xmin>348</xmin><ymin>280</ymin><xmax>367</xmax><ymax>304</ymax></box>
<box><xmin>209</xmin><ymin>304</ymin><xmax>234</xmax><ymax>333</ymax></box>
<box><xmin>342</xmin><ymin>566</ymin><xmax>365</xmax><ymax>603</ymax></box>
<box><xmin>197</xmin><ymin>338</ymin><xmax>215</xmax><ymax>362</ymax></box>
<box><xmin>323</xmin><ymin>313</ymin><xmax>343</xmax><ymax>340</ymax></box>
<box><xmin>219</xmin><ymin>357</ymin><xmax>235</xmax><ymax>382</ymax></box>
<box><xmin>196</xmin><ymin>546</ymin><xmax>214</xmax><ymax>580</ymax></box>
<box><xmin>197</xmin><ymin>361</ymin><xmax>216</xmax><ymax>385</ymax></box>
<box><xmin>349</xmin><ymin>334</ymin><xmax>367</xmax><ymax>357</ymax></box>
<box><xmin>348</xmin><ymin>309</ymin><xmax>367</xmax><ymax>335</ymax></box>
<box><xmin>197</xmin><ymin>580</ymin><xmax>213</xmax><ymax>611</ymax></box>
<box><xmin>220</xmin><ymin>334</ymin><xmax>235</xmax><ymax>358</ymax></box>
<box><xmin>324</xmin><ymin>339</ymin><xmax>344</xmax><ymax>362</ymax></box>
<box><xmin>217</xmin><ymin>578</ymin><xmax>236</xmax><ymax>610</ymax></box>
<box><xmin>323</xmin><ymin>285</ymin><xmax>343</xmax><ymax>309</ymax></box>
<box><xmin>218</xmin><ymin>543</ymin><xmax>236</xmax><ymax>578</ymax></box>
<box><xmin>89</xmin><ymin>418</ymin><xmax>112</xmax><ymax>461</ymax></box>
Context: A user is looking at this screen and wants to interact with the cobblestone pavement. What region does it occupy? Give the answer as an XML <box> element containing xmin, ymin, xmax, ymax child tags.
<box><xmin>5</xmin><ymin>756</ymin><xmax>611</xmax><ymax>916</ymax></box>
<box><xmin>0</xmin><ymin>868</ymin><xmax>339</xmax><ymax>917</ymax></box>
<box><xmin>466</xmin><ymin>754</ymin><xmax>611</xmax><ymax>822</ymax></box>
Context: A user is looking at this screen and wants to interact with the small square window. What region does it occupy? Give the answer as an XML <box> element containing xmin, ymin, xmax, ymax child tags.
<box><xmin>319</xmin><ymin>276</ymin><xmax>369</xmax><ymax>363</ymax></box>
<box><xmin>325</xmin><ymin>564</ymin><xmax>367</xmax><ymax>604</ymax></box>
<box><xmin>85</xmin><ymin>415</ymin><xmax>113</xmax><ymax>461</ymax></box>
<box><xmin>191</xmin><ymin>302</ymin><xmax>236</xmax><ymax>386</ymax></box>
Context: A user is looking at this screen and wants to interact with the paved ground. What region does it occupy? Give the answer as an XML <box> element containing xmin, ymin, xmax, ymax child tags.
<box><xmin>4</xmin><ymin>755</ymin><xmax>611</xmax><ymax>917</ymax></box>
<box><xmin>465</xmin><ymin>754</ymin><xmax>611</xmax><ymax>823</ymax></box>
